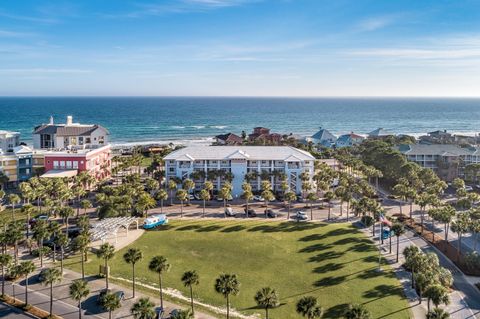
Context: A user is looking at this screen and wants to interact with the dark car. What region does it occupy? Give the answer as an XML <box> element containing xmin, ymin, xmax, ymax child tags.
<box><xmin>63</xmin><ymin>227</ymin><xmax>81</xmax><ymax>238</ymax></box>
<box><xmin>29</xmin><ymin>214</ymin><xmax>49</xmax><ymax>226</ymax></box>
<box><xmin>264</xmin><ymin>209</ymin><xmax>277</xmax><ymax>218</ymax></box>
<box><xmin>244</xmin><ymin>208</ymin><xmax>257</xmax><ymax>217</ymax></box>
<box><xmin>97</xmin><ymin>289</ymin><xmax>125</xmax><ymax>305</ymax></box>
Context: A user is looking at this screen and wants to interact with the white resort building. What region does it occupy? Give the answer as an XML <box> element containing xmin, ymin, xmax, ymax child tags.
<box><xmin>164</xmin><ymin>146</ymin><xmax>315</xmax><ymax>197</ymax></box>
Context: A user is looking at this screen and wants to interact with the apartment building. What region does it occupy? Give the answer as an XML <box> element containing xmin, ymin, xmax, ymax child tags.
<box><xmin>0</xmin><ymin>145</ymin><xmax>34</xmax><ymax>187</ymax></box>
<box><xmin>164</xmin><ymin>146</ymin><xmax>315</xmax><ymax>197</ymax></box>
<box><xmin>33</xmin><ymin>116</ymin><xmax>109</xmax><ymax>149</ymax></box>
<box><xmin>398</xmin><ymin>144</ymin><xmax>480</xmax><ymax>181</ymax></box>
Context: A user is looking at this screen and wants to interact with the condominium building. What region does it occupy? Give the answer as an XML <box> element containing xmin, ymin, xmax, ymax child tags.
<box><xmin>398</xmin><ymin>144</ymin><xmax>480</xmax><ymax>181</ymax></box>
<box><xmin>164</xmin><ymin>146</ymin><xmax>315</xmax><ymax>197</ymax></box>
<box><xmin>0</xmin><ymin>130</ymin><xmax>20</xmax><ymax>152</ymax></box>
<box><xmin>0</xmin><ymin>145</ymin><xmax>34</xmax><ymax>187</ymax></box>
<box><xmin>33</xmin><ymin>116</ymin><xmax>109</xmax><ymax>149</ymax></box>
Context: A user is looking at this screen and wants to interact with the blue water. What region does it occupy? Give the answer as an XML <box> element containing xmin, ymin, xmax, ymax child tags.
<box><xmin>0</xmin><ymin>97</ymin><xmax>479</xmax><ymax>145</ymax></box>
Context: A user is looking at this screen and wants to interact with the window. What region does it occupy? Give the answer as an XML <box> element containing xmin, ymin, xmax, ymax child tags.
<box><xmin>86</xmin><ymin>137</ymin><xmax>91</xmax><ymax>144</ymax></box>
<box><xmin>73</xmin><ymin>161</ymin><xmax>78</xmax><ymax>169</ymax></box>
<box><xmin>60</xmin><ymin>161</ymin><xmax>65</xmax><ymax>168</ymax></box>
<box><xmin>53</xmin><ymin>161</ymin><xmax>59</xmax><ymax>168</ymax></box>
<box><xmin>66</xmin><ymin>161</ymin><xmax>72</xmax><ymax>168</ymax></box>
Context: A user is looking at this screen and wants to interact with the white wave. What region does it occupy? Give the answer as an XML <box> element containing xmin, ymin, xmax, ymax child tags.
<box><xmin>171</xmin><ymin>125</ymin><xmax>185</xmax><ymax>129</ymax></box>
<box><xmin>111</xmin><ymin>137</ymin><xmax>214</xmax><ymax>147</ymax></box>
<box><xmin>211</xmin><ymin>125</ymin><xmax>228</xmax><ymax>129</ymax></box>
<box><xmin>191</xmin><ymin>125</ymin><xmax>206</xmax><ymax>129</ymax></box>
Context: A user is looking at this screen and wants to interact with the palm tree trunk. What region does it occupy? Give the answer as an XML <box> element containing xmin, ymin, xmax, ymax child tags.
<box><xmin>266</xmin><ymin>306</ymin><xmax>269</xmax><ymax>319</ymax></box>
<box><xmin>25</xmin><ymin>275</ymin><xmax>29</xmax><ymax>305</ymax></box>
<box><xmin>226</xmin><ymin>295</ymin><xmax>230</xmax><ymax>319</ymax></box>
<box><xmin>396</xmin><ymin>236</ymin><xmax>400</xmax><ymax>262</ymax></box>
<box><xmin>1</xmin><ymin>266</ymin><xmax>4</xmax><ymax>296</ymax></box>
<box><xmin>109</xmin><ymin>310</ymin><xmax>112</xmax><ymax>319</ymax></box>
<box><xmin>190</xmin><ymin>286</ymin><xmax>194</xmax><ymax>314</ymax></box>
<box><xmin>105</xmin><ymin>259</ymin><xmax>109</xmax><ymax>289</ymax></box>
<box><xmin>389</xmin><ymin>234</ymin><xmax>392</xmax><ymax>254</ymax></box>
<box><xmin>203</xmin><ymin>200</ymin><xmax>206</xmax><ymax>218</ymax></box>
<box><xmin>40</xmin><ymin>241</ymin><xmax>44</xmax><ymax>267</ymax></box>
<box><xmin>79</xmin><ymin>300</ymin><xmax>82</xmax><ymax>319</ymax></box>
<box><xmin>52</xmin><ymin>243</ymin><xmax>56</xmax><ymax>263</ymax></box>
<box><xmin>288</xmin><ymin>202</ymin><xmax>291</xmax><ymax>220</ymax></box>
<box><xmin>159</xmin><ymin>274</ymin><xmax>163</xmax><ymax>308</ymax></box>
<box><xmin>132</xmin><ymin>264</ymin><xmax>136</xmax><ymax>298</ymax></box>
<box><xmin>60</xmin><ymin>248</ymin><xmax>64</xmax><ymax>274</ymax></box>
<box><xmin>327</xmin><ymin>204</ymin><xmax>331</xmax><ymax>221</ymax></box>
<box><xmin>50</xmin><ymin>283</ymin><xmax>53</xmax><ymax>316</ymax></box>
<box><xmin>160</xmin><ymin>200</ymin><xmax>163</xmax><ymax>213</ymax></box>
<box><xmin>81</xmin><ymin>254</ymin><xmax>85</xmax><ymax>280</ymax></box>
<box><xmin>180</xmin><ymin>202</ymin><xmax>183</xmax><ymax>218</ymax></box>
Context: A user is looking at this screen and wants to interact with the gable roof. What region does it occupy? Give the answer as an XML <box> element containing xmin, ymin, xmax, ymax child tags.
<box><xmin>398</xmin><ymin>144</ymin><xmax>474</xmax><ymax>156</ymax></box>
<box><xmin>368</xmin><ymin>128</ymin><xmax>394</xmax><ymax>137</ymax></box>
<box><xmin>34</xmin><ymin>124</ymin><xmax>109</xmax><ymax>136</ymax></box>
<box><xmin>215</xmin><ymin>133</ymin><xmax>243</xmax><ymax>143</ymax></box>
<box><xmin>311</xmin><ymin>128</ymin><xmax>336</xmax><ymax>141</ymax></box>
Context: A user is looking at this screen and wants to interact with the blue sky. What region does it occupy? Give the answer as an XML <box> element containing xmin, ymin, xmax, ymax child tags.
<box><xmin>1</xmin><ymin>0</ymin><xmax>480</xmax><ymax>96</ymax></box>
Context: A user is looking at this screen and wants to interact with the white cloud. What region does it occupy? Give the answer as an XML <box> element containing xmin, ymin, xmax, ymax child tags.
<box><xmin>0</xmin><ymin>29</ymin><xmax>34</xmax><ymax>38</ymax></box>
<box><xmin>356</xmin><ymin>15</ymin><xmax>398</xmax><ymax>32</ymax></box>
<box><xmin>0</xmin><ymin>68</ymin><xmax>93</xmax><ymax>74</ymax></box>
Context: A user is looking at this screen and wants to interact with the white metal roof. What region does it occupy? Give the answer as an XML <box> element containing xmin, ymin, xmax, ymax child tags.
<box><xmin>164</xmin><ymin>146</ymin><xmax>315</xmax><ymax>161</ymax></box>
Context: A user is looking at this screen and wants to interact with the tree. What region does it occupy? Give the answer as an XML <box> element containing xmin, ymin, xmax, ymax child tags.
<box><xmin>137</xmin><ymin>192</ymin><xmax>156</xmax><ymax>217</ymax></box>
<box><xmin>343</xmin><ymin>304</ymin><xmax>371</xmax><ymax>319</ymax></box>
<box><xmin>73</xmin><ymin>234</ymin><xmax>91</xmax><ymax>279</ymax></box>
<box><xmin>168</xmin><ymin>180</ymin><xmax>177</xmax><ymax>205</ymax></box>
<box><xmin>182</xmin><ymin>270</ymin><xmax>199</xmax><ymax>315</ymax></box>
<box><xmin>59</xmin><ymin>206</ymin><xmax>74</xmax><ymax>233</ymax></box>
<box><xmin>155</xmin><ymin>189</ymin><xmax>168</xmax><ymax>213</ymax></box>
<box><xmin>307</xmin><ymin>192</ymin><xmax>318</xmax><ymax>221</ymax></box>
<box><xmin>54</xmin><ymin>232</ymin><xmax>69</xmax><ymax>274</ymax></box>
<box><xmin>40</xmin><ymin>267</ymin><xmax>62</xmax><ymax>317</ymax></box>
<box><xmin>199</xmin><ymin>189</ymin><xmax>211</xmax><ymax>218</ymax></box>
<box><xmin>131</xmin><ymin>297</ymin><xmax>156</xmax><ymax>319</ymax></box>
<box><xmin>323</xmin><ymin>191</ymin><xmax>335</xmax><ymax>221</ymax></box>
<box><xmin>80</xmin><ymin>199</ymin><xmax>92</xmax><ymax>216</ymax></box>
<box><xmin>19</xmin><ymin>260</ymin><xmax>36</xmax><ymax>305</ymax></box>
<box><xmin>0</xmin><ymin>253</ymin><xmax>12</xmax><ymax>296</ymax></box>
<box><xmin>219</xmin><ymin>186</ymin><xmax>232</xmax><ymax>215</ymax></box>
<box><xmin>261</xmin><ymin>190</ymin><xmax>275</xmax><ymax>215</ymax></box>
<box><xmin>69</xmin><ymin>279</ymin><xmax>90</xmax><ymax>319</ymax></box>
<box><xmin>424</xmin><ymin>284</ymin><xmax>449</xmax><ymax>312</ymax></box>
<box><xmin>254</xmin><ymin>287</ymin><xmax>279</xmax><ymax>319</ymax></box>
<box><xmin>296</xmin><ymin>296</ymin><xmax>323</xmax><ymax>319</ymax></box>
<box><xmin>123</xmin><ymin>248</ymin><xmax>143</xmax><ymax>298</ymax></box>
<box><xmin>22</xmin><ymin>204</ymin><xmax>35</xmax><ymax>239</ymax></box>
<box><xmin>391</xmin><ymin>222</ymin><xmax>405</xmax><ymax>262</ymax></box>
<box><xmin>426</xmin><ymin>308</ymin><xmax>450</xmax><ymax>319</ymax></box>
<box><xmin>96</xmin><ymin>243</ymin><xmax>115</xmax><ymax>289</ymax></box>
<box><xmin>214</xmin><ymin>273</ymin><xmax>240</xmax><ymax>319</ymax></box>
<box><xmin>284</xmin><ymin>191</ymin><xmax>297</xmax><ymax>220</ymax></box>
<box><xmin>183</xmin><ymin>179</ymin><xmax>195</xmax><ymax>204</ymax></box>
<box><xmin>451</xmin><ymin>212</ymin><xmax>470</xmax><ymax>261</ymax></box>
<box><xmin>8</xmin><ymin>194</ymin><xmax>21</xmax><ymax>220</ymax></box>
<box><xmin>102</xmin><ymin>292</ymin><xmax>121</xmax><ymax>319</ymax></box>
<box><xmin>33</xmin><ymin>220</ymin><xmax>51</xmax><ymax>268</ymax></box>
<box><xmin>148</xmin><ymin>255</ymin><xmax>170</xmax><ymax>308</ymax></box>
<box><xmin>176</xmin><ymin>189</ymin><xmax>188</xmax><ymax>218</ymax></box>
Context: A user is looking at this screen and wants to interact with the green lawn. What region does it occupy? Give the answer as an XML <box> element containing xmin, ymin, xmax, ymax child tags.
<box><xmin>69</xmin><ymin>220</ymin><xmax>410</xmax><ymax>319</ymax></box>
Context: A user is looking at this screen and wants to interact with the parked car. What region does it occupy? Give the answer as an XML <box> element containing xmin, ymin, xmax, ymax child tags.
<box><xmin>63</xmin><ymin>227</ymin><xmax>81</xmax><ymax>238</ymax></box>
<box><xmin>193</xmin><ymin>193</ymin><xmax>202</xmax><ymax>200</ymax></box>
<box><xmin>156</xmin><ymin>307</ymin><xmax>165</xmax><ymax>319</ymax></box>
<box><xmin>188</xmin><ymin>194</ymin><xmax>195</xmax><ymax>200</ymax></box>
<box><xmin>225</xmin><ymin>207</ymin><xmax>236</xmax><ymax>217</ymax></box>
<box><xmin>265</xmin><ymin>209</ymin><xmax>277</xmax><ymax>218</ymax></box>
<box><xmin>465</xmin><ymin>185</ymin><xmax>474</xmax><ymax>192</ymax></box>
<box><xmin>169</xmin><ymin>309</ymin><xmax>180</xmax><ymax>318</ymax></box>
<box><xmin>217</xmin><ymin>195</ymin><xmax>233</xmax><ymax>202</ymax></box>
<box><xmin>97</xmin><ymin>289</ymin><xmax>125</xmax><ymax>305</ymax></box>
<box><xmin>253</xmin><ymin>195</ymin><xmax>264</xmax><ymax>201</ymax></box>
<box><xmin>38</xmin><ymin>268</ymin><xmax>49</xmax><ymax>282</ymax></box>
<box><xmin>382</xmin><ymin>228</ymin><xmax>394</xmax><ymax>240</ymax></box>
<box><xmin>29</xmin><ymin>214</ymin><xmax>49</xmax><ymax>226</ymax></box>
<box><xmin>244</xmin><ymin>208</ymin><xmax>257</xmax><ymax>217</ymax></box>
<box><xmin>294</xmin><ymin>211</ymin><xmax>308</xmax><ymax>221</ymax></box>
<box><xmin>296</xmin><ymin>197</ymin><xmax>305</xmax><ymax>203</ymax></box>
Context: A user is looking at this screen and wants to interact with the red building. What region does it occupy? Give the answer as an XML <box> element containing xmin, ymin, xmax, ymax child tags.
<box><xmin>42</xmin><ymin>145</ymin><xmax>111</xmax><ymax>181</ymax></box>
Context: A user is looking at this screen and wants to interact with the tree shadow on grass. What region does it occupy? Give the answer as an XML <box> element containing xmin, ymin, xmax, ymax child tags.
<box><xmin>299</xmin><ymin>243</ymin><xmax>332</xmax><ymax>253</ymax></box>
<box><xmin>221</xmin><ymin>225</ymin><xmax>246</xmax><ymax>233</ymax></box>
<box><xmin>176</xmin><ymin>224</ymin><xmax>202</xmax><ymax>231</ymax></box>
<box><xmin>308</xmin><ymin>250</ymin><xmax>345</xmax><ymax>262</ymax></box>
<box><xmin>196</xmin><ymin>225</ymin><xmax>223</xmax><ymax>232</ymax></box>
<box><xmin>348</xmin><ymin>243</ymin><xmax>376</xmax><ymax>253</ymax></box>
<box><xmin>298</xmin><ymin>234</ymin><xmax>327</xmax><ymax>242</ymax></box>
<box><xmin>323</xmin><ymin>303</ymin><xmax>349</xmax><ymax>319</ymax></box>
<box><xmin>363</xmin><ymin>284</ymin><xmax>404</xmax><ymax>302</ymax></box>
<box><xmin>247</xmin><ymin>222</ymin><xmax>325</xmax><ymax>233</ymax></box>
<box><xmin>357</xmin><ymin>268</ymin><xmax>396</xmax><ymax>280</ymax></box>
<box><xmin>333</xmin><ymin>237</ymin><xmax>371</xmax><ymax>245</ymax></box>
<box><xmin>324</xmin><ymin>228</ymin><xmax>359</xmax><ymax>237</ymax></box>
<box><xmin>312</xmin><ymin>262</ymin><xmax>344</xmax><ymax>273</ymax></box>
<box><xmin>313</xmin><ymin>275</ymin><xmax>347</xmax><ymax>287</ymax></box>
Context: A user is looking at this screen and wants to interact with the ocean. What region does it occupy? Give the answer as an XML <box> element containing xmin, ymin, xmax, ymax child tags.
<box><xmin>0</xmin><ymin>97</ymin><xmax>479</xmax><ymax>146</ymax></box>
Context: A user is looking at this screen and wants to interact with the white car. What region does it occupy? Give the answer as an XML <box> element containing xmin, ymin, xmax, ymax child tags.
<box><xmin>294</xmin><ymin>211</ymin><xmax>308</xmax><ymax>221</ymax></box>
<box><xmin>188</xmin><ymin>194</ymin><xmax>195</xmax><ymax>200</ymax></box>
<box><xmin>465</xmin><ymin>186</ymin><xmax>474</xmax><ymax>192</ymax></box>
<box><xmin>253</xmin><ymin>195</ymin><xmax>264</xmax><ymax>201</ymax></box>
<box><xmin>224</xmin><ymin>207</ymin><xmax>236</xmax><ymax>217</ymax></box>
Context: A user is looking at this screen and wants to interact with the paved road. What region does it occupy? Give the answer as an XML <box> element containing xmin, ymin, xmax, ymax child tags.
<box><xmin>0</xmin><ymin>302</ymin><xmax>36</xmax><ymax>319</ymax></box>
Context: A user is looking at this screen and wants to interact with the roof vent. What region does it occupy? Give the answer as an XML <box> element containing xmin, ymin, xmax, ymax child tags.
<box><xmin>49</xmin><ymin>116</ymin><xmax>54</xmax><ymax>125</ymax></box>
<box><xmin>66</xmin><ymin>116</ymin><xmax>73</xmax><ymax>125</ymax></box>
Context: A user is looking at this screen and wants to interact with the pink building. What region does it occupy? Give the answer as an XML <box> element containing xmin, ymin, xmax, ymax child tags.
<box><xmin>42</xmin><ymin>145</ymin><xmax>111</xmax><ymax>181</ymax></box>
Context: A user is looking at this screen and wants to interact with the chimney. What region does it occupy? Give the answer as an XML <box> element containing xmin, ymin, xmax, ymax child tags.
<box><xmin>49</xmin><ymin>116</ymin><xmax>54</xmax><ymax>125</ymax></box>
<box><xmin>66</xmin><ymin>116</ymin><xmax>73</xmax><ymax>126</ymax></box>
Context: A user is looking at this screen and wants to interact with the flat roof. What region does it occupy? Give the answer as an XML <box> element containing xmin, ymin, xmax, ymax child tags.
<box><xmin>164</xmin><ymin>146</ymin><xmax>315</xmax><ymax>161</ymax></box>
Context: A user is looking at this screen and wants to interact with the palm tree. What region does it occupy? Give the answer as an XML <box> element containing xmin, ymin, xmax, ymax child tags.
<box><xmin>73</xmin><ymin>234</ymin><xmax>91</xmax><ymax>280</ymax></box>
<box><xmin>155</xmin><ymin>189</ymin><xmax>168</xmax><ymax>213</ymax></box>
<box><xmin>96</xmin><ymin>243</ymin><xmax>115</xmax><ymax>289</ymax></box>
<box><xmin>102</xmin><ymin>292</ymin><xmax>121</xmax><ymax>319</ymax></box>
<box><xmin>48</xmin><ymin>221</ymin><xmax>61</xmax><ymax>263</ymax></box>
<box><xmin>137</xmin><ymin>192</ymin><xmax>156</xmax><ymax>217</ymax></box>
<box><xmin>181</xmin><ymin>270</ymin><xmax>199</xmax><ymax>314</ymax></box>
<box><xmin>80</xmin><ymin>199</ymin><xmax>92</xmax><ymax>216</ymax></box>
<box><xmin>22</xmin><ymin>204</ymin><xmax>35</xmax><ymax>239</ymax></box>
<box><xmin>284</xmin><ymin>191</ymin><xmax>296</xmax><ymax>220</ymax></box>
<box><xmin>19</xmin><ymin>260</ymin><xmax>35</xmax><ymax>305</ymax></box>
<box><xmin>261</xmin><ymin>190</ymin><xmax>275</xmax><ymax>215</ymax></box>
<box><xmin>59</xmin><ymin>206</ymin><xmax>74</xmax><ymax>233</ymax></box>
<box><xmin>131</xmin><ymin>297</ymin><xmax>156</xmax><ymax>319</ymax></box>
<box><xmin>296</xmin><ymin>296</ymin><xmax>323</xmax><ymax>319</ymax></box>
<box><xmin>343</xmin><ymin>304</ymin><xmax>371</xmax><ymax>319</ymax></box>
<box><xmin>214</xmin><ymin>273</ymin><xmax>240</xmax><ymax>319</ymax></box>
<box><xmin>424</xmin><ymin>284</ymin><xmax>450</xmax><ymax>312</ymax></box>
<box><xmin>171</xmin><ymin>309</ymin><xmax>194</xmax><ymax>319</ymax></box>
<box><xmin>8</xmin><ymin>194</ymin><xmax>21</xmax><ymax>220</ymax></box>
<box><xmin>54</xmin><ymin>232</ymin><xmax>69</xmax><ymax>274</ymax></box>
<box><xmin>183</xmin><ymin>179</ymin><xmax>195</xmax><ymax>205</ymax></box>
<box><xmin>426</xmin><ymin>308</ymin><xmax>450</xmax><ymax>319</ymax></box>
<box><xmin>123</xmin><ymin>248</ymin><xmax>143</xmax><ymax>298</ymax></box>
<box><xmin>199</xmin><ymin>189</ymin><xmax>211</xmax><ymax>218</ymax></box>
<box><xmin>33</xmin><ymin>220</ymin><xmax>51</xmax><ymax>267</ymax></box>
<box><xmin>391</xmin><ymin>222</ymin><xmax>405</xmax><ymax>262</ymax></box>
<box><xmin>241</xmin><ymin>182</ymin><xmax>253</xmax><ymax>218</ymax></box>
<box><xmin>219</xmin><ymin>186</ymin><xmax>232</xmax><ymax>214</ymax></box>
<box><xmin>168</xmin><ymin>180</ymin><xmax>177</xmax><ymax>205</ymax></box>
<box><xmin>204</xmin><ymin>180</ymin><xmax>214</xmax><ymax>199</ymax></box>
<box><xmin>323</xmin><ymin>191</ymin><xmax>335</xmax><ymax>221</ymax></box>
<box><xmin>148</xmin><ymin>256</ymin><xmax>170</xmax><ymax>308</ymax></box>
<box><xmin>451</xmin><ymin>213</ymin><xmax>470</xmax><ymax>261</ymax></box>
<box><xmin>176</xmin><ymin>189</ymin><xmax>188</xmax><ymax>218</ymax></box>
<box><xmin>254</xmin><ymin>287</ymin><xmax>279</xmax><ymax>319</ymax></box>
<box><xmin>307</xmin><ymin>192</ymin><xmax>318</xmax><ymax>221</ymax></box>
<box><xmin>0</xmin><ymin>253</ymin><xmax>12</xmax><ymax>296</ymax></box>
<box><xmin>40</xmin><ymin>267</ymin><xmax>62</xmax><ymax>317</ymax></box>
<box><xmin>69</xmin><ymin>279</ymin><xmax>90</xmax><ymax>319</ymax></box>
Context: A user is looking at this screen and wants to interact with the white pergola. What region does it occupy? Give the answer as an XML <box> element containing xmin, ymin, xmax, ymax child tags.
<box><xmin>91</xmin><ymin>217</ymin><xmax>139</xmax><ymax>244</ymax></box>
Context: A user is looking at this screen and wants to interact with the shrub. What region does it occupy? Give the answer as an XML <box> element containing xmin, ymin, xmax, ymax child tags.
<box><xmin>361</xmin><ymin>215</ymin><xmax>374</xmax><ymax>227</ymax></box>
<box><xmin>464</xmin><ymin>252</ymin><xmax>480</xmax><ymax>272</ymax></box>
<box><xmin>32</xmin><ymin>246</ymin><xmax>52</xmax><ymax>257</ymax></box>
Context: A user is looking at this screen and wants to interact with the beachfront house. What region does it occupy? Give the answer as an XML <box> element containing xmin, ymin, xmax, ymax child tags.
<box><xmin>368</xmin><ymin>128</ymin><xmax>394</xmax><ymax>139</ymax></box>
<box><xmin>335</xmin><ymin>133</ymin><xmax>365</xmax><ymax>148</ymax></box>
<box><xmin>248</xmin><ymin>127</ymin><xmax>282</xmax><ymax>144</ymax></box>
<box><xmin>0</xmin><ymin>130</ymin><xmax>21</xmax><ymax>153</ymax></box>
<box><xmin>164</xmin><ymin>146</ymin><xmax>315</xmax><ymax>197</ymax></box>
<box><xmin>308</xmin><ymin>127</ymin><xmax>337</xmax><ymax>148</ymax></box>
<box><xmin>33</xmin><ymin>116</ymin><xmax>109</xmax><ymax>149</ymax></box>
<box><xmin>215</xmin><ymin>133</ymin><xmax>244</xmax><ymax>145</ymax></box>
<box><xmin>0</xmin><ymin>145</ymin><xmax>34</xmax><ymax>188</ymax></box>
